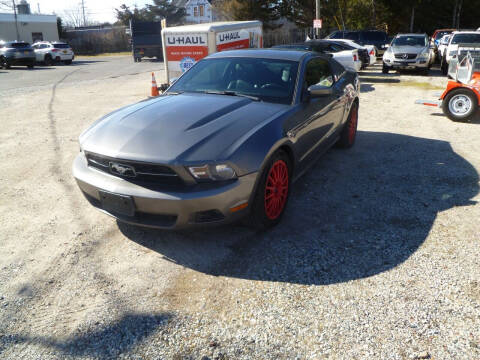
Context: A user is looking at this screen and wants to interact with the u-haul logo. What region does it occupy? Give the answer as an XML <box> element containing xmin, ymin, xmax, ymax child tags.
<box><xmin>166</xmin><ymin>34</ymin><xmax>207</xmax><ymax>46</ymax></box>
<box><xmin>218</xmin><ymin>32</ymin><xmax>241</xmax><ymax>43</ymax></box>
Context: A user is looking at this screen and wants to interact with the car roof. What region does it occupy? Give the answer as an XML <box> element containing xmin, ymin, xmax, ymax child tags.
<box><xmin>452</xmin><ymin>31</ymin><xmax>480</xmax><ymax>35</ymax></box>
<box><xmin>395</xmin><ymin>33</ymin><xmax>427</xmax><ymax>37</ymax></box>
<box><xmin>206</xmin><ymin>49</ymin><xmax>322</xmax><ymax>62</ymax></box>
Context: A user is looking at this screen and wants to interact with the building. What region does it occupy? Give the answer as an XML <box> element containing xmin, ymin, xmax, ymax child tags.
<box><xmin>183</xmin><ymin>0</ymin><xmax>217</xmax><ymax>24</ymax></box>
<box><xmin>0</xmin><ymin>0</ymin><xmax>58</xmax><ymax>43</ymax></box>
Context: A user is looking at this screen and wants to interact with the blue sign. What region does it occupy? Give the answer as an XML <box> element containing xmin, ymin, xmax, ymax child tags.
<box><xmin>180</xmin><ymin>56</ymin><xmax>196</xmax><ymax>72</ymax></box>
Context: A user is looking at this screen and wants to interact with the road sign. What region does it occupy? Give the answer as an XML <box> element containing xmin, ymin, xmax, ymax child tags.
<box><xmin>313</xmin><ymin>19</ymin><xmax>322</xmax><ymax>29</ymax></box>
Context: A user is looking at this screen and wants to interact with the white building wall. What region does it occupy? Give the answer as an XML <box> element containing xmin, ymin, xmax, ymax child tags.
<box><xmin>185</xmin><ymin>0</ymin><xmax>213</xmax><ymax>24</ymax></box>
<box><xmin>0</xmin><ymin>13</ymin><xmax>58</xmax><ymax>43</ymax></box>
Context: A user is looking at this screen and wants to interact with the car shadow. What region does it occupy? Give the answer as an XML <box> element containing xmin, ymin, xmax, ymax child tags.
<box><xmin>359</xmin><ymin>74</ymin><xmax>401</xmax><ymax>84</ymax></box>
<box><xmin>118</xmin><ymin>131</ymin><xmax>479</xmax><ymax>286</ymax></box>
<box><xmin>0</xmin><ymin>313</ymin><xmax>172</xmax><ymax>357</ymax></box>
<box><xmin>5</xmin><ymin>67</ymin><xmax>54</xmax><ymax>70</ymax></box>
<box><xmin>431</xmin><ymin>111</ymin><xmax>480</xmax><ymax>124</ymax></box>
<box><xmin>360</xmin><ymin>83</ymin><xmax>375</xmax><ymax>93</ymax></box>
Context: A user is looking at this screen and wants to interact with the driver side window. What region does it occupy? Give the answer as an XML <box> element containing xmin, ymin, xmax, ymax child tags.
<box><xmin>305</xmin><ymin>58</ymin><xmax>334</xmax><ymax>88</ymax></box>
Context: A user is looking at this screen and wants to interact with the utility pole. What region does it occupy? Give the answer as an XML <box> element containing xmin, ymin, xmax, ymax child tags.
<box><xmin>452</xmin><ymin>0</ymin><xmax>458</xmax><ymax>28</ymax></box>
<box><xmin>409</xmin><ymin>7</ymin><xmax>415</xmax><ymax>32</ymax></box>
<box><xmin>456</xmin><ymin>0</ymin><xmax>463</xmax><ymax>29</ymax></box>
<box><xmin>12</xmin><ymin>0</ymin><xmax>20</xmax><ymax>40</ymax></box>
<box><xmin>81</xmin><ymin>0</ymin><xmax>86</xmax><ymax>27</ymax></box>
<box><xmin>315</xmin><ymin>0</ymin><xmax>320</xmax><ymax>39</ymax></box>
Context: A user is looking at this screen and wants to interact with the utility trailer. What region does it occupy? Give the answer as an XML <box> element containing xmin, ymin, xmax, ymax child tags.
<box><xmin>416</xmin><ymin>50</ymin><xmax>480</xmax><ymax>122</ymax></box>
<box><xmin>160</xmin><ymin>21</ymin><xmax>263</xmax><ymax>85</ymax></box>
<box><xmin>130</xmin><ymin>20</ymin><xmax>163</xmax><ymax>62</ymax></box>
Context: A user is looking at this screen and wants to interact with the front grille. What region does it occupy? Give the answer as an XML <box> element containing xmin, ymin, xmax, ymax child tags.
<box><xmin>85</xmin><ymin>152</ymin><xmax>183</xmax><ymax>186</ymax></box>
<box><xmin>82</xmin><ymin>192</ymin><xmax>178</xmax><ymax>227</ymax></box>
<box><xmin>394</xmin><ymin>53</ymin><xmax>417</xmax><ymax>60</ymax></box>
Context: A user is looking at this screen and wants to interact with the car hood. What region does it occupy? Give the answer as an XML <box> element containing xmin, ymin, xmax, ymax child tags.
<box><xmin>80</xmin><ymin>93</ymin><xmax>289</xmax><ymax>163</ymax></box>
<box><xmin>391</xmin><ymin>45</ymin><xmax>428</xmax><ymax>54</ymax></box>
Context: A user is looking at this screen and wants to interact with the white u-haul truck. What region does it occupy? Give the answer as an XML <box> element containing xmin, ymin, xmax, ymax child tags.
<box><xmin>161</xmin><ymin>21</ymin><xmax>263</xmax><ymax>85</ymax></box>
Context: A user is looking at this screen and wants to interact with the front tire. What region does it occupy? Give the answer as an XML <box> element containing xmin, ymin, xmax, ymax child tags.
<box><xmin>441</xmin><ymin>59</ymin><xmax>448</xmax><ymax>75</ymax></box>
<box><xmin>249</xmin><ymin>150</ymin><xmax>291</xmax><ymax>231</ymax></box>
<box><xmin>442</xmin><ymin>88</ymin><xmax>478</xmax><ymax>122</ymax></box>
<box><xmin>337</xmin><ymin>102</ymin><xmax>359</xmax><ymax>148</ymax></box>
<box><xmin>382</xmin><ymin>62</ymin><xmax>389</xmax><ymax>74</ymax></box>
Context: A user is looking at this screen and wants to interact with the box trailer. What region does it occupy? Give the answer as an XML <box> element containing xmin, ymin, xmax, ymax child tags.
<box><xmin>161</xmin><ymin>21</ymin><xmax>263</xmax><ymax>84</ymax></box>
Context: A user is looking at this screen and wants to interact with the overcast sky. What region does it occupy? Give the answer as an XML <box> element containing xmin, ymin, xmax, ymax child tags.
<box><xmin>11</xmin><ymin>0</ymin><xmax>152</xmax><ymax>23</ymax></box>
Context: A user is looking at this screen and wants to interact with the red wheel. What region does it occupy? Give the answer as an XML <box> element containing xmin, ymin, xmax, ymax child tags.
<box><xmin>249</xmin><ymin>150</ymin><xmax>291</xmax><ymax>230</ymax></box>
<box><xmin>337</xmin><ymin>102</ymin><xmax>359</xmax><ymax>148</ymax></box>
<box><xmin>264</xmin><ymin>160</ymin><xmax>289</xmax><ymax>220</ymax></box>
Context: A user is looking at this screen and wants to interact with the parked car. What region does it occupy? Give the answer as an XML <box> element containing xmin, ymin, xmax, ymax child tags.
<box><xmin>382</xmin><ymin>33</ymin><xmax>434</xmax><ymax>74</ymax></box>
<box><xmin>32</xmin><ymin>41</ymin><xmax>74</xmax><ymax>65</ymax></box>
<box><xmin>273</xmin><ymin>41</ymin><xmax>362</xmax><ymax>72</ymax></box>
<box><xmin>437</xmin><ymin>34</ymin><xmax>451</xmax><ymax>63</ymax></box>
<box><xmin>73</xmin><ymin>49</ymin><xmax>360</xmax><ymax>230</ymax></box>
<box><xmin>326</xmin><ymin>30</ymin><xmax>389</xmax><ymax>56</ymax></box>
<box><xmin>325</xmin><ymin>38</ymin><xmax>376</xmax><ymax>66</ymax></box>
<box><xmin>441</xmin><ymin>31</ymin><xmax>480</xmax><ymax>75</ymax></box>
<box><xmin>0</xmin><ymin>40</ymin><xmax>35</xmax><ymax>69</ymax></box>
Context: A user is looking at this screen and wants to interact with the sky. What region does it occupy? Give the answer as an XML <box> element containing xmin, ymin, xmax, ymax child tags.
<box><xmin>5</xmin><ymin>0</ymin><xmax>152</xmax><ymax>24</ymax></box>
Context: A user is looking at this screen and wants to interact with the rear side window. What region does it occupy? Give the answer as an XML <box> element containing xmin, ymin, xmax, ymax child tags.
<box><xmin>345</xmin><ymin>32</ymin><xmax>360</xmax><ymax>41</ymax></box>
<box><xmin>8</xmin><ymin>42</ymin><xmax>30</xmax><ymax>48</ymax></box>
<box><xmin>328</xmin><ymin>31</ymin><xmax>344</xmax><ymax>39</ymax></box>
<box><xmin>305</xmin><ymin>58</ymin><xmax>334</xmax><ymax>88</ymax></box>
<box><xmin>362</xmin><ymin>32</ymin><xmax>387</xmax><ymax>41</ymax></box>
<box><xmin>53</xmin><ymin>43</ymin><xmax>70</xmax><ymax>49</ymax></box>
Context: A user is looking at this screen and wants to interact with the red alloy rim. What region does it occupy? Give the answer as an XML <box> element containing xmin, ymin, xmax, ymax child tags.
<box><xmin>348</xmin><ymin>106</ymin><xmax>358</xmax><ymax>144</ymax></box>
<box><xmin>264</xmin><ymin>160</ymin><xmax>289</xmax><ymax>220</ymax></box>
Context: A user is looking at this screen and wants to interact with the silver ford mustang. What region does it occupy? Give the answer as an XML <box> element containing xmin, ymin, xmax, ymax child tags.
<box><xmin>73</xmin><ymin>49</ymin><xmax>360</xmax><ymax>230</ymax></box>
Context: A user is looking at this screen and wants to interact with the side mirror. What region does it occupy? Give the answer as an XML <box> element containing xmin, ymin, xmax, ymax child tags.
<box><xmin>308</xmin><ymin>84</ymin><xmax>333</xmax><ymax>97</ymax></box>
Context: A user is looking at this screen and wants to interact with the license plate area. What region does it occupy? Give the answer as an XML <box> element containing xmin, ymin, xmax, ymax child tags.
<box><xmin>99</xmin><ymin>191</ymin><xmax>135</xmax><ymax>217</ymax></box>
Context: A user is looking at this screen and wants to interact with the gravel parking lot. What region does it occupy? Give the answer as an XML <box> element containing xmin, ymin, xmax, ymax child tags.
<box><xmin>0</xmin><ymin>57</ymin><xmax>479</xmax><ymax>359</ymax></box>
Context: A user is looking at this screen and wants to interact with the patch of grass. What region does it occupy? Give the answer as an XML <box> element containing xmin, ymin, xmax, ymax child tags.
<box><xmin>395</xmin><ymin>81</ymin><xmax>445</xmax><ymax>90</ymax></box>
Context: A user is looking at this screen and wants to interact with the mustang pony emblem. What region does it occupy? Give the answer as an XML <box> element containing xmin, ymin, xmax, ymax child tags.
<box><xmin>109</xmin><ymin>162</ymin><xmax>136</xmax><ymax>177</ymax></box>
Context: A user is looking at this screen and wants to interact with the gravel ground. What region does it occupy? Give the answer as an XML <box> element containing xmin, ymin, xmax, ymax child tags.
<box><xmin>0</xmin><ymin>62</ymin><xmax>479</xmax><ymax>360</ymax></box>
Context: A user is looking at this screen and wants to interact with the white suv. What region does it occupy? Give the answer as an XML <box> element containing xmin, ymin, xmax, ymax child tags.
<box><xmin>441</xmin><ymin>31</ymin><xmax>480</xmax><ymax>75</ymax></box>
<box><xmin>32</xmin><ymin>41</ymin><xmax>74</xmax><ymax>65</ymax></box>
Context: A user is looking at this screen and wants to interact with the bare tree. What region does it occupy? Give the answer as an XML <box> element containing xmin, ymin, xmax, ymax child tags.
<box><xmin>62</xmin><ymin>5</ymin><xmax>91</xmax><ymax>28</ymax></box>
<box><xmin>0</xmin><ymin>0</ymin><xmax>13</xmax><ymax>11</ymax></box>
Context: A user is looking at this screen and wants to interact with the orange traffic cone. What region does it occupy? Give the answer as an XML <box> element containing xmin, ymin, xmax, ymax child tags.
<box><xmin>151</xmin><ymin>72</ymin><xmax>160</xmax><ymax>97</ymax></box>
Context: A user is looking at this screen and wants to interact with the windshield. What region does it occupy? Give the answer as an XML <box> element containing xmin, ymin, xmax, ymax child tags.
<box><xmin>53</xmin><ymin>43</ymin><xmax>70</xmax><ymax>49</ymax></box>
<box><xmin>168</xmin><ymin>57</ymin><xmax>299</xmax><ymax>105</ymax></box>
<box><xmin>8</xmin><ymin>42</ymin><xmax>30</xmax><ymax>48</ymax></box>
<box><xmin>451</xmin><ymin>33</ymin><xmax>480</xmax><ymax>44</ymax></box>
<box><xmin>392</xmin><ymin>36</ymin><xmax>427</xmax><ymax>47</ymax></box>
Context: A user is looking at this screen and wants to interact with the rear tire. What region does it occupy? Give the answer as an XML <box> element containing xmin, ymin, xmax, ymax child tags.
<box><xmin>44</xmin><ymin>54</ymin><xmax>53</xmax><ymax>66</ymax></box>
<box><xmin>441</xmin><ymin>59</ymin><xmax>448</xmax><ymax>75</ymax></box>
<box><xmin>249</xmin><ymin>150</ymin><xmax>291</xmax><ymax>231</ymax></box>
<box><xmin>0</xmin><ymin>56</ymin><xmax>7</xmax><ymax>69</ymax></box>
<box><xmin>337</xmin><ymin>102</ymin><xmax>359</xmax><ymax>148</ymax></box>
<box><xmin>27</xmin><ymin>64</ymin><xmax>34</xmax><ymax>69</ymax></box>
<box><xmin>442</xmin><ymin>88</ymin><xmax>478</xmax><ymax>122</ymax></box>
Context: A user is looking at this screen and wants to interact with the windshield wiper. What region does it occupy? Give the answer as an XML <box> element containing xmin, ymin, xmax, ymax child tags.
<box><xmin>164</xmin><ymin>91</ymin><xmax>183</xmax><ymax>95</ymax></box>
<box><xmin>204</xmin><ymin>90</ymin><xmax>260</xmax><ymax>102</ymax></box>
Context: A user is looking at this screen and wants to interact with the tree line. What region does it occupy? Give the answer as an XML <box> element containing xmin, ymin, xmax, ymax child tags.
<box><xmin>115</xmin><ymin>0</ymin><xmax>480</xmax><ymax>35</ymax></box>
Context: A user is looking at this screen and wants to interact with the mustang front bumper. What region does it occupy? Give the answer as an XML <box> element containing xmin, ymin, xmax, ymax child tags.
<box><xmin>72</xmin><ymin>154</ymin><xmax>258</xmax><ymax>229</ymax></box>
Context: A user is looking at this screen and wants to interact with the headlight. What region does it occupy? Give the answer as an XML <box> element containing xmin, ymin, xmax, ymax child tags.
<box><xmin>188</xmin><ymin>164</ymin><xmax>237</xmax><ymax>181</ymax></box>
<box><xmin>417</xmin><ymin>51</ymin><xmax>429</xmax><ymax>60</ymax></box>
